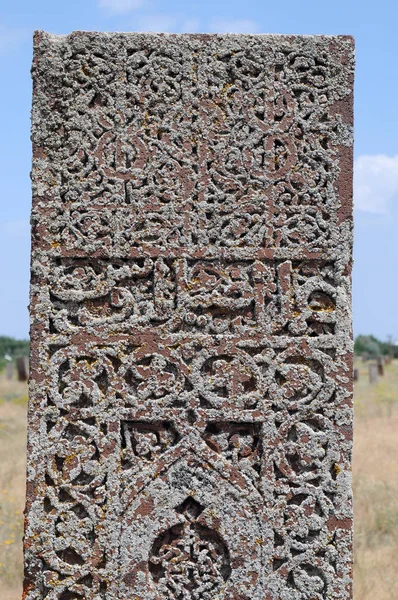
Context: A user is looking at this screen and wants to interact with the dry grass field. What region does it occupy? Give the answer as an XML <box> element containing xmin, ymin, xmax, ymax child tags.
<box><xmin>0</xmin><ymin>374</ymin><xmax>28</xmax><ymax>600</ymax></box>
<box><xmin>353</xmin><ymin>358</ymin><xmax>398</xmax><ymax>599</ymax></box>
<box><xmin>0</xmin><ymin>360</ymin><xmax>397</xmax><ymax>599</ymax></box>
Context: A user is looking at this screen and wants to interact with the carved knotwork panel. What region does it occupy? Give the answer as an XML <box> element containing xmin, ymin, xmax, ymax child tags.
<box><xmin>26</xmin><ymin>32</ymin><xmax>353</xmax><ymax>600</ymax></box>
<box><xmin>148</xmin><ymin>498</ymin><xmax>231</xmax><ymax>600</ymax></box>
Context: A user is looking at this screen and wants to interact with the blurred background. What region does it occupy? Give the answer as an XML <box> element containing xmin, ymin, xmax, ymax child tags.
<box><xmin>1</xmin><ymin>1</ymin><xmax>398</xmax><ymax>598</ymax></box>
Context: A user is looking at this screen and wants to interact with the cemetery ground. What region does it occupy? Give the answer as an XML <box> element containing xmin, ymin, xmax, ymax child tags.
<box><xmin>0</xmin><ymin>361</ymin><xmax>397</xmax><ymax>600</ymax></box>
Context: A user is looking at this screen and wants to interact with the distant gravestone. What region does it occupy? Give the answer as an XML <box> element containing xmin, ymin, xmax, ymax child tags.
<box><xmin>369</xmin><ymin>363</ymin><xmax>379</xmax><ymax>384</ymax></box>
<box><xmin>16</xmin><ymin>356</ymin><xmax>28</xmax><ymax>382</ymax></box>
<box><xmin>362</xmin><ymin>352</ymin><xmax>368</xmax><ymax>362</ymax></box>
<box><xmin>5</xmin><ymin>361</ymin><xmax>13</xmax><ymax>380</ymax></box>
<box><xmin>377</xmin><ymin>356</ymin><xmax>384</xmax><ymax>376</ymax></box>
<box><xmin>24</xmin><ymin>31</ymin><xmax>354</xmax><ymax>600</ymax></box>
<box><xmin>353</xmin><ymin>368</ymin><xmax>359</xmax><ymax>381</ymax></box>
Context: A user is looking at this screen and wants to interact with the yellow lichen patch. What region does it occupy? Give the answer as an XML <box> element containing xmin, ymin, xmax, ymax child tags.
<box><xmin>333</xmin><ymin>463</ymin><xmax>341</xmax><ymax>476</ymax></box>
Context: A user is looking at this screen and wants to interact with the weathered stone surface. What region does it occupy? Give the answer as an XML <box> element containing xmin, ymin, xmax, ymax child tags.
<box><xmin>25</xmin><ymin>31</ymin><xmax>354</xmax><ymax>600</ymax></box>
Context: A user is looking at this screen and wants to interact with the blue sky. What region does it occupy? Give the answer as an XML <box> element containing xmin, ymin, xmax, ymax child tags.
<box><xmin>0</xmin><ymin>0</ymin><xmax>396</xmax><ymax>340</ymax></box>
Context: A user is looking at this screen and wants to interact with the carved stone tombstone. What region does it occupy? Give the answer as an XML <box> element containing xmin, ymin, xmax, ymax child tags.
<box><xmin>25</xmin><ymin>32</ymin><xmax>354</xmax><ymax>600</ymax></box>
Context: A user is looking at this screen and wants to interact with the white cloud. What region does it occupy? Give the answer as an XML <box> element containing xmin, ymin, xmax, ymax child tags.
<box><xmin>98</xmin><ymin>0</ymin><xmax>145</xmax><ymax>15</ymax></box>
<box><xmin>354</xmin><ymin>154</ymin><xmax>398</xmax><ymax>213</ymax></box>
<box><xmin>208</xmin><ymin>18</ymin><xmax>259</xmax><ymax>34</ymax></box>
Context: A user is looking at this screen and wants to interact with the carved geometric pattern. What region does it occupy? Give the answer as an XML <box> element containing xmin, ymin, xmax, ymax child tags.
<box><xmin>25</xmin><ymin>31</ymin><xmax>354</xmax><ymax>600</ymax></box>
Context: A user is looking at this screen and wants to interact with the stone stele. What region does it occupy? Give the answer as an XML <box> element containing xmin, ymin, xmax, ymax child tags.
<box><xmin>24</xmin><ymin>31</ymin><xmax>354</xmax><ymax>600</ymax></box>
